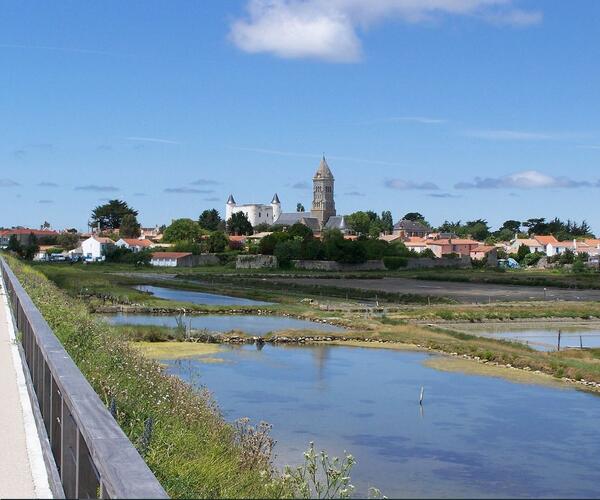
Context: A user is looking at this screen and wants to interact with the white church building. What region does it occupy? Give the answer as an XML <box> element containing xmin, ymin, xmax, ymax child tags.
<box><xmin>225</xmin><ymin>156</ymin><xmax>347</xmax><ymax>232</ymax></box>
<box><xmin>226</xmin><ymin>193</ymin><xmax>281</xmax><ymax>228</ymax></box>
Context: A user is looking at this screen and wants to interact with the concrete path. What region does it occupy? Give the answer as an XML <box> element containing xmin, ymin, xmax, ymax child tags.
<box><xmin>0</xmin><ymin>280</ymin><xmax>52</xmax><ymax>498</ymax></box>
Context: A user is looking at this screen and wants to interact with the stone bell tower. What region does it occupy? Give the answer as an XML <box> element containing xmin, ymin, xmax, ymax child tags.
<box><xmin>311</xmin><ymin>156</ymin><xmax>336</xmax><ymax>227</ymax></box>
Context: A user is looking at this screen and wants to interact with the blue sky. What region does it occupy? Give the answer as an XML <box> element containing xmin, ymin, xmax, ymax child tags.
<box><xmin>1</xmin><ymin>0</ymin><xmax>599</xmax><ymax>232</ymax></box>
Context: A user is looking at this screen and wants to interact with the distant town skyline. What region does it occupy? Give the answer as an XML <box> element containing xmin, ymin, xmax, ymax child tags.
<box><xmin>1</xmin><ymin>0</ymin><xmax>599</xmax><ymax>231</ymax></box>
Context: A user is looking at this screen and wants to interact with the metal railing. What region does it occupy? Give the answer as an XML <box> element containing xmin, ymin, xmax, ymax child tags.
<box><xmin>0</xmin><ymin>257</ymin><xmax>168</xmax><ymax>499</ymax></box>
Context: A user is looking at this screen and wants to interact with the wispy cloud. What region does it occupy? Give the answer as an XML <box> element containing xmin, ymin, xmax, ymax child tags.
<box><xmin>75</xmin><ymin>185</ymin><xmax>120</xmax><ymax>192</ymax></box>
<box><xmin>164</xmin><ymin>187</ymin><xmax>215</xmax><ymax>194</ymax></box>
<box><xmin>363</xmin><ymin>116</ymin><xmax>447</xmax><ymax>125</ymax></box>
<box><xmin>38</xmin><ymin>181</ymin><xmax>59</xmax><ymax>187</ymax></box>
<box><xmin>232</xmin><ymin>146</ymin><xmax>405</xmax><ymax>167</ymax></box>
<box><xmin>0</xmin><ymin>178</ymin><xmax>20</xmax><ymax>187</ymax></box>
<box><xmin>427</xmin><ymin>193</ymin><xmax>461</xmax><ymax>199</ymax></box>
<box><xmin>204</xmin><ymin>197</ymin><xmax>221</xmax><ymax>202</ymax></box>
<box><xmin>291</xmin><ymin>181</ymin><xmax>310</xmax><ymax>190</ymax></box>
<box><xmin>0</xmin><ymin>44</ymin><xmax>127</xmax><ymax>57</ymax></box>
<box><xmin>191</xmin><ymin>178</ymin><xmax>220</xmax><ymax>186</ymax></box>
<box><xmin>133</xmin><ymin>192</ymin><xmax>147</xmax><ymax>197</ymax></box>
<box><xmin>463</xmin><ymin>129</ymin><xmax>580</xmax><ymax>141</ymax></box>
<box><xmin>455</xmin><ymin>170</ymin><xmax>590</xmax><ymax>189</ymax></box>
<box><xmin>344</xmin><ymin>191</ymin><xmax>365</xmax><ymax>196</ymax></box>
<box><xmin>38</xmin><ymin>199</ymin><xmax>54</xmax><ymax>204</ymax></box>
<box><xmin>577</xmin><ymin>145</ymin><xmax>600</xmax><ymax>150</ymax></box>
<box><xmin>126</xmin><ymin>136</ymin><xmax>181</xmax><ymax>145</ymax></box>
<box><xmin>97</xmin><ymin>144</ymin><xmax>112</xmax><ymax>151</ymax></box>
<box><xmin>230</xmin><ymin>0</ymin><xmax>542</xmax><ymax>63</ymax></box>
<box><xmin>13</xmin><ymin>149</ymin><xmax>26</xmax><ymax>157</ymax></box>
<box><xmin>384</xmin><ymin>179</ymin><xmax>439</xmax><ymax>190</ymax></box>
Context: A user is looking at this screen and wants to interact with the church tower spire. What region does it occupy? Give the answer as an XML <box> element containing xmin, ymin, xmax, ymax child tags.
<box><xmin>311</xmin><ymin>156</ymin><xmax>336</xmax><ymax>227</ymax></box>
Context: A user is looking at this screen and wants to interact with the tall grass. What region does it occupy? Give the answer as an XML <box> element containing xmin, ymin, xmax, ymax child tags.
<box><xmin>7</xmin><ymin>257</ymin><xmax>288</xmax><ymax>498</ymax></box>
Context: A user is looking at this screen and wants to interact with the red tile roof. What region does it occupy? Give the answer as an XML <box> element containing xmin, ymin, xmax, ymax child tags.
<box><xmin>151</xmin><ymin>252</ymin><xmax>192</xmax><ymax>259</ymax></box>
<box><xmin>0</xmin><ymin>229</ymin><xmax>59</xmax><ymax>236</ymax></box>
<box><xmin>121</xmin><ymin>238</ymin><xmax>152</xmax><ymax>247</ymax></box>
<box><xmin>534</xmin><ymin>235</ymin><xmax>559</xmax><ymax>245</ymax></box>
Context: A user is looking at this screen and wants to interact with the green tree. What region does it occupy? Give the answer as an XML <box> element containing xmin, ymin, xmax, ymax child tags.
<box><xmin>198</xmin><ymin>209</ymin><xmax>223</xmax><ymax>231</ymax></box>
<box><xmin>90</xmin><ymin>199</ymin><xmax>138</xmax><ymax>231</ymax></box>
<box><xmin>203</xmin><ymin>231</ymin><xmax>228</xmax><ymax>253</ymax></box>
<box><xmin>403</xmin><ymin>212</ymin><xmax>426</xmax><ymax>222</ymax></box>
<box><xmin>288</xmin><ymin>222</ymin><xmax>313</xmax><ymax>241</ymax></box>
<box><xmin>380</xmin><ymin>211</ymin><xmax>394</xmax><ymax>233</ymax></box>
<box><xmin>7</xmin><ymin>234</ymin><xmax>22</xmax><ymax>254</ymax></box>
<box><xmin>258</xmin><ymin>232</ymin><xmax>289</xmax><ymax>255</ymax></box>
<box><xmin>346</xmin><ymin>211</ymin><xmax>372</xmax><ymax>237</ymax></box>
<box><xmin>163</xmin><ymin>218</ymin><xmax>203</xmax><ymax>242</ymax></box>
<box><xmin>227</xmin><ymin>212</ymin><xmax>253</xmax><ymax>235</ymax></box>
<box><xmin>57</xmin><ymin>232</ymin><xmax>80</xmax><ymax>251</ymax></box>
<box><xmin>296</xmin><ymin>203</ymin><xmax>305</xmax><ymax>212</ymax></box>
<box><xmin>120</xmin><ymin>213</ymin><xmax>141</xmax><ymax>238</ymax></box>
<box><xmin>498</xmin><ymin>219</ymin><xmax>521</xmax><ymax>234</ymax></box>
<box><xmin>274</xmin><ymin>239</ymin><xmax>302</xmax><ymax>267</ymax></box>
<box><xmin>516</xmin><ymin>244</ymin><xmax>531</xmax><ymax>263</ymax></box>
<box><xmin>22</xmin><ymin>233</ymin><xmax>39</xmax><ymax>260</ymax></box>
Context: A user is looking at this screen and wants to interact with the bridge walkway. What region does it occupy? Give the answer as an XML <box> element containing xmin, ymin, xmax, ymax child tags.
<box><xmin>0</xmin><ymin>280</ymin><xmax>52</xmax><ymax>498</ymax></box>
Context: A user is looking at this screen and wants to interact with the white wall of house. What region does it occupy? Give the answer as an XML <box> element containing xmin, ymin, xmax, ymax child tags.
<box><xmin>150</xmin><ymin>257</ymin><xmax>177</xmax><ymax>267</ymax></box>
<box><xmin>81</xmin><ymin>237</ymin><xmax>112</xmax><ymax>261</ymax></box>
<box><xmin>228</xmin><ymin>204</ymin><xmax>274</xmax><ymax>227</ymax></box>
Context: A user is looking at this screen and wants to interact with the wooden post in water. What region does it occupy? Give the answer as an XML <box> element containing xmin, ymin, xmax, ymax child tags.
<box><xmin>557</xmin><ymin>329</ymin><xmax>562</xmax><ymax>351</ymax></box>
<box><xmin>419</xmin><ymin>386</ymin><xmax>424</xmax><ymax>406</ymax></box>
<box><xmin>580</xmin><ymin>335</ymin><xmax>583</xmax><ymax>349</ymax></box>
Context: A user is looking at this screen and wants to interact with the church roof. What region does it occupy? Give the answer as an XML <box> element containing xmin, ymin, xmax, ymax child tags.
<box><xmin>271</xmin><ymin>193</ymin><xmax>280</xmax><ymax>204</ymax></box>
<box><xmin>393</xmin><ymin>219</ymin><xmax>428</xmax><ymax>232</ymax></box>
<box><xmin>227</xmin><ymin>194</ymin><xmax>236</xmax><ymax>204</ymax></box>
<box><xmin>324</xmin><ymin>216</ymin><xmax>347</xmax><ymax>231</ymax></box>
<box><xmin>314</xmin><ymin>156</ymin><xmax>333</xmax><ymax>179</ymax></box>
<box><xmin>274</xmin><ymin>212</ymin><xmax>321</xmax><ymax>232</ymax></box>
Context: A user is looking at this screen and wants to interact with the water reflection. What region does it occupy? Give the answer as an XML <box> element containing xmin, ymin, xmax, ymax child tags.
<box><xmin>133</xmin><ymin>284</ymin><xmax>273</xmax><ymax>306</ymax></box>
<box><xmin>163</xmin><ymin>344</ymin><xmax>600</xmax><ymax>498</ymax></box>
<box><xmin>105</xmin><ymin>313</ymin><xmax>345</xmax><ymax>335</ymax></box>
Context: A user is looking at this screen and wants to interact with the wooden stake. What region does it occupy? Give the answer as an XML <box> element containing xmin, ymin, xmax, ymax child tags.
<box><xmin>419</xmin><ymin>386</ymin><xmax>424</xmax><ymax>406</ymax></box>
<box><xmin>557</xmin><ymin>329</ymin><xmax>561</xmax><ymax>351</ymax></box>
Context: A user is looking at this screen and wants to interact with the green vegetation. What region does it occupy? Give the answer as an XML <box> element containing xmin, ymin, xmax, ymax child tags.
<box><xmin>6</xmin><ymin>256</ymin><xmax>288</xmax><ymax>498</ymax></box>
<box><xmin>90</xmin><ymin>199</ymin><xmax>138</xmax><ymax>231</ymax></box>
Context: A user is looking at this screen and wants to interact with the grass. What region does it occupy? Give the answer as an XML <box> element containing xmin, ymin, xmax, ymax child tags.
<box><xmin>131</xmin><ymin>341</ymin><xmax>224</xmax><ymax>360</ymax></box>
<box><xmin>7</xmin><ymin>256</ymin><xmax>290</xmax><ymax>498</ymax></box>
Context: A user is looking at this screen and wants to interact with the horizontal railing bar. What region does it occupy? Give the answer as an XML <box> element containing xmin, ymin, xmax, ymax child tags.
<box><xmin>0</xmin><ymin>257</ymin><xmax>168</xmax><ymax>499</ymax></box>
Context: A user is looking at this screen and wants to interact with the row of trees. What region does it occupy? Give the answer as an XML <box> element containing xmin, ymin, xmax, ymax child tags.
<box><xmin>256</xmin><ymin>223</ymin><xmax>432</xmax><ymax>267</ymax></box>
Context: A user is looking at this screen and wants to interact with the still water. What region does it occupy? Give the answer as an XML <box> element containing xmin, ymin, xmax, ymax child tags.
<box><xmin>133</xmin><ymin>285</ymin><xmax>273</xmax><ymax>306</ymax></box>
<box><xmin>165</xmin><ymin>345</ymin><xmax>600</xmax><ymax>498</ymax></box>
<box><xmin>452</xmin><ymin>324</ymin><xmax>600</xmax><ymax>352</ymax></box>
<box><xmin>105</xmin><ymin>313</ymin><xmax>345</xmax><ymax>335</ymax></box>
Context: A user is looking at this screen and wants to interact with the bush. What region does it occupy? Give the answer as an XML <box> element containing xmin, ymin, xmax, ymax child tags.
<box><xmin>383</xmin><ymin>256</ymin><xmax>408</xmax><ymax>270</ymax></box>
<box><xmin>274</xmin><ymin>239</ymin><xmax>302</xmax><ymax>267</ymax></box>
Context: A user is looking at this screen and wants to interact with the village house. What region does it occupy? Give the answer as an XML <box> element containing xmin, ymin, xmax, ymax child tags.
<box><xmin>470</xmin><ymin>245</ymin><xmax>498</xmax><ymax>262</ymax></box>
<box><xmin>392</xmin><ymin>219</ymin><xmax>429</xmax><ymax>238</ymax></box>
<box><xmin>427</xmin><ymin>238</ymin><xmax>481</xmax><ymax>258</ymax></box>
<box><xmin>81</xmin><ymin>236</ymin><xmax>115</xmax><ymax>262</ymax></box>
<box><xmin>0</xmin><ymin>228</ymin><xmax>59</xmax><ymax>248</ymax></box>
<box><xmin>150</xmin><ymin>252</ymin><xmax>194</xmax><ymax>267</ymax></box>
<box><xmin>115</xmin><ymin>238</ymin><xmax>153</xmax><ymax>252</ymax></box>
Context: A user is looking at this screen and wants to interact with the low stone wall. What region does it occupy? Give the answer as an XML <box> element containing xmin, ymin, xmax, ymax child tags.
<box><xmin>236</xmin><ymin>254</ymin><xmax>278</xmax><ymax>269</ymax></box>
<box><xmin>192</xmin><ymin>254</ymin><xmax>220</xmax><ymax>266</ymax></box>
<box><xmin>292</xmin><ymin>260</ymin><xmax>386</xmax><ymax>271</ymax></box>
<box><xmin>405</xmin><ymin>256</ymin><xmax>472</xmax><ymax>269</ymax></box>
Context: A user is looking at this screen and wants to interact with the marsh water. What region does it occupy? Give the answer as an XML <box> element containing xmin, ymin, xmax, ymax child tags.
<box><xmin>165</xmin><ymin>344</ymin><xmax>600</xmax><ymax>498</ymax></box>
<box><xmin>105</xmin><ymin>313</ymin><xmax>345</xmax><ymax>335</ymax></box>
<box><xmin>133</xmin><ymin>285</ymin><xmax>273</xmax><ymax>306</ymax></box>
<box><xmin>451</xmin><ymin>323</ymin><xmax>600</xmax><ymax>352</ymax></box>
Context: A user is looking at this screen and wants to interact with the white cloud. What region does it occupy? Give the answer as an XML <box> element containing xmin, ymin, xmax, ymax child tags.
<box><xmin>230</xmin><ymin>0</ymin><xmax>542</xmax><ymax>62</ymax></box>
<box><xmin>455</xmin><ymin>170</ymin><xmax>590</xmax><ymax>189</ymax></box>
<box><xmin>463</xmin><ymin>129</ymin><xmax>575</xmax><ymax>141</ymax></box>
<box><xmin>126</xmin><ymin>136</ymin><xmax>181</xmax><ymax>145</ymax></box>
<box><xmin>385</xmin><ymin>179</ymin><xmax>439</xmax><ymax>190</ymax></box>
